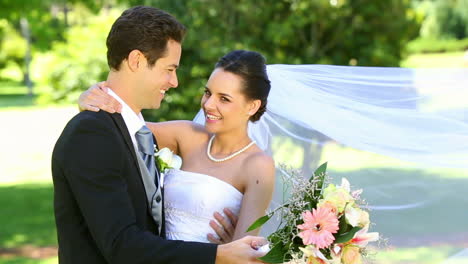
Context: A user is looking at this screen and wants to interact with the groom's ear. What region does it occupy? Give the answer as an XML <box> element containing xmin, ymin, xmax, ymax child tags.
<box><xmin>127</xmin><ymin>49</ymin><xmax>143</xmax><ymax>72</ymax></box>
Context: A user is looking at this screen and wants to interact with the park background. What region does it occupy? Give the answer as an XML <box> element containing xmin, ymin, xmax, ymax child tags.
<box><xmin>1</xmin><ymin>0</ymin><xmax>468</xmax><ymax>263</ymax></box>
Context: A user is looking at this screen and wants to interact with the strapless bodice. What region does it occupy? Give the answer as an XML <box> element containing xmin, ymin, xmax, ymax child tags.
<box><xmin>163</xmin><ymin>169</ymin><xmax>243</xmax><ymax>242</ymax></box>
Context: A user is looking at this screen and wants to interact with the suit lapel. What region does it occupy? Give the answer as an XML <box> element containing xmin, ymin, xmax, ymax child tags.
<box><xmin>111</xmin><ymin>113</ymin><xmax>163</xmax><ymax>233</ymax></box>
<box><xmin>110</xmin><ymin>113</ymin><xmax>141</xmax><ymax>171</ymax></box>
<box><xmin>110</xmin><ymin>113</ymin><xmax>154</xmax><ymax>213</ymax></box>
<box><xmin>152</xmin><ymin>134</ymin><xmax>161</xmax><ymax>186</ymax></box>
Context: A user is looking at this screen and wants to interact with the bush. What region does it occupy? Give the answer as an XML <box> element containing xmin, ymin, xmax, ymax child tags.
<box><xmin>143</xmin><ymin>0</ymin><xmax>420</xmax><ymax>122</ymax></box>
<box><xmin>34</xmin><ymin>9</ymin><xmax>121</xmax><ymax>103</ymax></box>
<box><xmin>0</xmin><ymin>19</ymin><xmax>27</xmax><ymax>81</ymax></box>
<box><xmin>407</xmin><ymin>38</ymin><xmax>468</xmax><ymax>53</ymax></box>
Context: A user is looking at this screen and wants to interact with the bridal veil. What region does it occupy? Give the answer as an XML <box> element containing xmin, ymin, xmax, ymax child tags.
<box><xmin>195</xmin><ymin>64</ymin><xmax>468</xmax><ymax>261</ymax></box>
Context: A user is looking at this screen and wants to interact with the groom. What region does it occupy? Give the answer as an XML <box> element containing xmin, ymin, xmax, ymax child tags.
<box><xmin>52</xmin><ymin>6</ymin><xmax>265</xmax><ymax>264</ymax></box>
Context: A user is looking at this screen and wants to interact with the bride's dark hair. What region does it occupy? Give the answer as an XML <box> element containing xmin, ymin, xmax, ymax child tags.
<box><xmin>215</xmin><ymin>50</ymin><xmax>271</xmax><ymax>122</ymax></box>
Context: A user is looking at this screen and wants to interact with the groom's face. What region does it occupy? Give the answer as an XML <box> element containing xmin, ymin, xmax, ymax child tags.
<box><xmin>136</xmin><ymin>39</ymin><xmax>181</xmax><ymax>109</ymax></box>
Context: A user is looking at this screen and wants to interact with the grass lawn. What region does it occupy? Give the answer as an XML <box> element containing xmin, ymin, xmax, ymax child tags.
<box><xmin>401</xmin><ymin>51</ymin><xmax>466</xmax><ymax>68</ymax></box>
<box><xmin>0</xmin><ymin>257</ymin><xmax>58</xmax><ymax>264</ymax></box>
<box><xmin>0</xmin><ymin>82</ymin><xmax>76</xmax><ymax>263</ymax></box>
<box><xmin>0</xmin><ymin>81</ymin><xmax>71</xmax><ymax>111</ymax></box>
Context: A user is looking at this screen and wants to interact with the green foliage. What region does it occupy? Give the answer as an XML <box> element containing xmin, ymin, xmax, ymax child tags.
<box><xmin>0</xmin><ymin>20</ymin><xmax>26</xmax><ymax>73</ymax></box>
<box><xmin>407</xmin><ymin>37</ymin><xmax>468</xmax><ymax>53</ymax></box>
<box><xmin>258</xmin><ymin>243</ymin><xmax>289</xmax><ymax>263</ymax></box>
<box><xmin>418</xmin><ymin>0</ymin><xmax>468</xmax><ymax>39</ymax></box>
<box><xmin>245</xmin><ymin>162</ymin><xmax>329</xmax><ymax>263</ymax></box>
<box><xmin>246</xmin><ymin>214</ymin><xmax>272</xmax><ymax>232</ymax></box>
<box><xmin>0</xmin><ymin>0</ymin><xmax>106</xmax><ymax>50</ymax></box>
<box><xmin>0</xmin><ymin>184</ymin><xmax>56</xmax><ymax>248</ymax></box>
<box><xmin>334</xmin><ymin>226</ymin><xmax>361</xmax><ymax>243</ymax></box>
<box><xmin>141</xmin><ymin>0</ymin><xmax>419</xmax><ymax>121</ymax></box>
<box><xmin>36</xmin><ymin>10</ymin><xmax>121</xmax><ymax>102</ymax></box>
<box><xmin>16</xmin><ymin>0</ymin><xmax>418</xmax><ymax>121</ymax></box>
<box><xmin>312</xmin><ymin>162</ymin><xmax>327</xmax><ymax>198</ymax></box>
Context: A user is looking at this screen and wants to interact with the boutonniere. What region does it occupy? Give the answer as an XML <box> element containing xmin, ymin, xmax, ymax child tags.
<box><xmin>154</xmin><ymin>147</ymin><xmax>182</xmax><ymax>188</ymax></box>
<box><xmin>154</xmin><ymin>147</ymin><xmax>182</xmax><ymax>172</ymax></box>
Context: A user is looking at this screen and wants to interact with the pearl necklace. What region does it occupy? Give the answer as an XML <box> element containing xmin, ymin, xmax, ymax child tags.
<box><xmin>207</xmin><ymin>135</ymin><xmax>256</xmax><ymax>162</ymax></box>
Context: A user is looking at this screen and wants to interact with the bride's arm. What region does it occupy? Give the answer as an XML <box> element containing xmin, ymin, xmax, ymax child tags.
<box><xmin>146</xmin><ymin>121</ymin><xmax>199</xmax><ymax>155</ymax></box>
<box><xmin>78</xmin><ymin>82</ymin><xmax>122</xmax><ymax>113</ymax></box>
<box><xmin>232</xmin><ymin>153</ymin><xmax>275</xmax><ymax>240</ymax></box>
<box><xmin>78</xmin><ymin>82</ymin><xmax>197</xmax><ymax>154</ymax></box>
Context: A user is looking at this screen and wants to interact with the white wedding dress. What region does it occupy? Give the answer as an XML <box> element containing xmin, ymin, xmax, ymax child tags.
<box><xmin>163</xmin><ymin>169</ymin><xmax>243</xmax><ymax>242</ymax></box>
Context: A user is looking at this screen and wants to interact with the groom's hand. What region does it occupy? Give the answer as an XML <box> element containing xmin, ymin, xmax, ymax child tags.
<box><xmin>215</xmin><ymin>236</ymin><xmax>268</xmax><ymax>264</ymax></box>
<box><xmin>208</xmin><ymin>208</ymin><xmax>238</xmax><ymax>244</ymax></box>
<box><xmin>78</xmin><ymin>82</ymin><xmax>122</xmax><ymax>113</ymax></box>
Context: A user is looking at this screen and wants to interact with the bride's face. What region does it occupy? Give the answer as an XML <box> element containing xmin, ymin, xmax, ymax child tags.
<box><xmin>201</xmin><ymin>68</ymin><xmax>254</xmax><ymax>134</ymax></box>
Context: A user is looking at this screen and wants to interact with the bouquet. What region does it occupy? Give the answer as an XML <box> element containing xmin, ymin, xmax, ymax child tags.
<box><xmin>248</xmin><ymin>162</ymin><xmax>379</xmax><ymax>264</ymax></box>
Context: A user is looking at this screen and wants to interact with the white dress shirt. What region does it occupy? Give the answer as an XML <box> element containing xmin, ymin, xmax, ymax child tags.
<box><xmin>107</xmin><ymin>89</ymin><xmax>146</xmax><ymax>151</ymax></box>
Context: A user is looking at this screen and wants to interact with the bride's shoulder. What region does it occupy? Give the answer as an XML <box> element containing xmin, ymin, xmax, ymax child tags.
<box><xmin>243</xmin><ymin>151</ymin><xmax>275</xmax><ymax>179</ymax></box>
<box><xmin>157</xmin><ymin>120</ymin><xmax>208</xmax><ymax>136</ymax></box>
<box><xmin>170</xmin><ymin>121</ymin><xmax>211</xmax><ymax>148</ymax></box>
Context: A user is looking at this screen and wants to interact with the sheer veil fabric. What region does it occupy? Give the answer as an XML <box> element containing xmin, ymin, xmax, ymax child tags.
<box><xmin>193</xmin><ymin>64</ymin><xmax>468</xmax><ymax>261</ymax></box>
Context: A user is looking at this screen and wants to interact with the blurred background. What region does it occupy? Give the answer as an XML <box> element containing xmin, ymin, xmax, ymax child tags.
<box><xmin>1</xmin><ymin>0</ymin><xmax>467</xmax><ymax>263</ymax></box>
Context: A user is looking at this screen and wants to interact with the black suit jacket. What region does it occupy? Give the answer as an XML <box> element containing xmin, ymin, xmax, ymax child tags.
<box><xmin>52</xmin><ymin>110</ymin><xmax>217</xmax><ymax>264</ymax></box>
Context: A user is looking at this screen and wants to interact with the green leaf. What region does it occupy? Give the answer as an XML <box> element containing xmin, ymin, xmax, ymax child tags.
<box><xmin>337</xmin><ymin>214</ymin><xmax>350</xmax><ymax>234</ymax></box>
<box><xmin>314</xmin><ymin>162</ymin><xmax>328</xmax><ymax>176</ymax></box>
<box><xmin>312</xmin><ymin>162</ymin><xmax>328</xmax><ymax>197</ymax></box>
<box><xmin>246</xmin><ymin>214</ymin><xmax>271</xmax><ymax>232</ymax></box>
<box><xmin>258</xmin><ymin>243</ymin><xmax>289</xmax><ymax>263</ymax></box>
<box><xmin>334</xmin><ymin>226</ymin><xmax>362</xmax><ymax>244</ymax></box>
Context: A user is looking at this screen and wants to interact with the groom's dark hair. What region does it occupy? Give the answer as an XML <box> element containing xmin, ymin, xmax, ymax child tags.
<box><xmin>106</xmin><ymin>6</ymin><xmax>186</xmax><ymax>70</ymax></box>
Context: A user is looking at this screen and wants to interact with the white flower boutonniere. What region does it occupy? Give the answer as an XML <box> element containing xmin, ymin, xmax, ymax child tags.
<box><xmin>154</xmin><ymin>147</ymin><xmax>182</xmax><ymax>187</ymax></box>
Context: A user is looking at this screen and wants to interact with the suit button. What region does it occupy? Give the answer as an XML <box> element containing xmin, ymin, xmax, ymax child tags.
<box><xmin>155</xmin><ymin>195</ymin><xmax>161</xmax><ymax>203</ymax></box>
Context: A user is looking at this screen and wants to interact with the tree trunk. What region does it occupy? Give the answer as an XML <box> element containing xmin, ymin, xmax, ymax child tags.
<box><xmin>20</xmin><ymin>17</ymin><xmax>33</xmax><ymax>96</ymax></box>
<box><xmin>63</xmin><ymin>1</ymin><xmax>69</xmax><ymax>27</ymax></box>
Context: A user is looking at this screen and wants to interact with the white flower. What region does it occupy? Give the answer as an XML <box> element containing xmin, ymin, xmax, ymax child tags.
<box><xmin>352</xmin><ymin>227</ymin><xmax>379</xmax><ymax>247</ymax></box>
<box><xmin>171</xmin><ymin>154</ymin><xmax>182</xmax><ymax>170</ymax></box>
<box><xmin>345</xmin><ymin>206</ymin><xmax>370</xmax><ymax>228</ymax></box>
<box><xmin>340</xmin><ymin>178</ymin><xmax>351</xmax><ymax>192</ymax></box>
<box><xmin>156</xmin><ymin>148</ymin><xmax>173</xmax><ymax>166</ymax></box>
<box><xmin>345</xmin><ymin>206</ymin><xmax>361</xmax><ymax>227</ymax></box>
<box><xmin>155</xmin><ymin>147</ymin><xmax>182</xmax><ymax>171</ymax></box>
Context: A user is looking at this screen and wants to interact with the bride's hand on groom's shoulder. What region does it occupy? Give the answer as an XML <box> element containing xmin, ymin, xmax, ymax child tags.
<box><xmin>207</xmin><ymin>208</ymin><xmax>238</xmax><ymax>244</ymax></box>
<box><xmin>78</xmin><ymin>81</ymin><xmax>122</xmax><ymax>113</ymax></box>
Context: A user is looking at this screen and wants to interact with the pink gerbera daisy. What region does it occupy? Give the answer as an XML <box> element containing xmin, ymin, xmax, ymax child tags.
<box><xmin>297</xmin><ymin>207</ymin><xmax>339</xmax><ymax>249</ymax></box>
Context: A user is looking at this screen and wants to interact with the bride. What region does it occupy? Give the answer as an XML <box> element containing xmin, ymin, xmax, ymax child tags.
<box><xmin>81</xmin><ymin>51</ymin><xmax>468</xmax><ymax>262</ymax></box>
<box><xmin>79</xmin><ymin>50</ymin><xmax>275</xmax><ymax>243</ymax></box>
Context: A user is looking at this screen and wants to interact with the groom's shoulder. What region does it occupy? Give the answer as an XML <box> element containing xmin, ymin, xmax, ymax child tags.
<box><xmin>61</xmin><ymin>110</ymin><xmax>116</xmax><ymax>136</ymax></box>
<box><xmin>68</xmin><ymin>110</ymin><xmax>113</xmax><ymax>127</ymax></box>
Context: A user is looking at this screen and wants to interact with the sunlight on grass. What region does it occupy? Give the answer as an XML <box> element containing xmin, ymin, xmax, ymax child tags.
<box><xmin>5</xmin><ymin>235</ymin><xmax>27</xmax><ymax>247</ymax></box>
<box><xmin>0</xmin><ymin>184</ymin><xmax>56</xmax><ymax>248</ymax></box>
<box><xmin>0</xmin><ymin>107</ymin><xmax>77</xmax><ymax>185</ymax></box>
<box><xmin>373</xmin><ymin>246</ymin><xmax>466</xmax><ymax>264</ymax></box>
<box><xmin>273</xmin><ymin>139</ymin><xmax>468</xmax><ymax>179</ymax></box>
<box><xmin>0</xmin><ymin>257</ymin><xmax>58</xmax><ymax>264</ymax></box>
<box><xmin>0</xmin><ymin>82</ymin><xmax>73</xmax><ymax>110</ymax></box>
<box><xmin>402</xmin><ymin>52</ymin><xmax>466</xmax><ymax>68</ymax></box>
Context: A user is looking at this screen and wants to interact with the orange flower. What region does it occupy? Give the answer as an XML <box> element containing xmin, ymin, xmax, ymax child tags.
<box><xmin>307</xmin><ymin>256</ymin><xmax>326</xmax><ymax>264</ymax></box>
<box><xmin>341</xmin><ymin>245</ymin><xmax>362</xmax><ymax>264</ymax></box>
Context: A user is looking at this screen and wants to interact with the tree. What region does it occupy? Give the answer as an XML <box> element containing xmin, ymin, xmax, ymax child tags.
<box><xmin>135</xmin><ymin>0</ymin><xmax>419</xmax><ymax>122</ymax></box>
<box><xmin>417</xmin><ymin>0</ymin><xmax>468</xmax><ymax>39</ymax></box>
<box><xmin>0</xmin><ymin>0</ymin><xmax>105</xmax><ymax>95</ymax></box>
<box><xmin>40</xmin><ymin>0</ymin><xmax>418</xmax><ymax>123</ymax></box>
